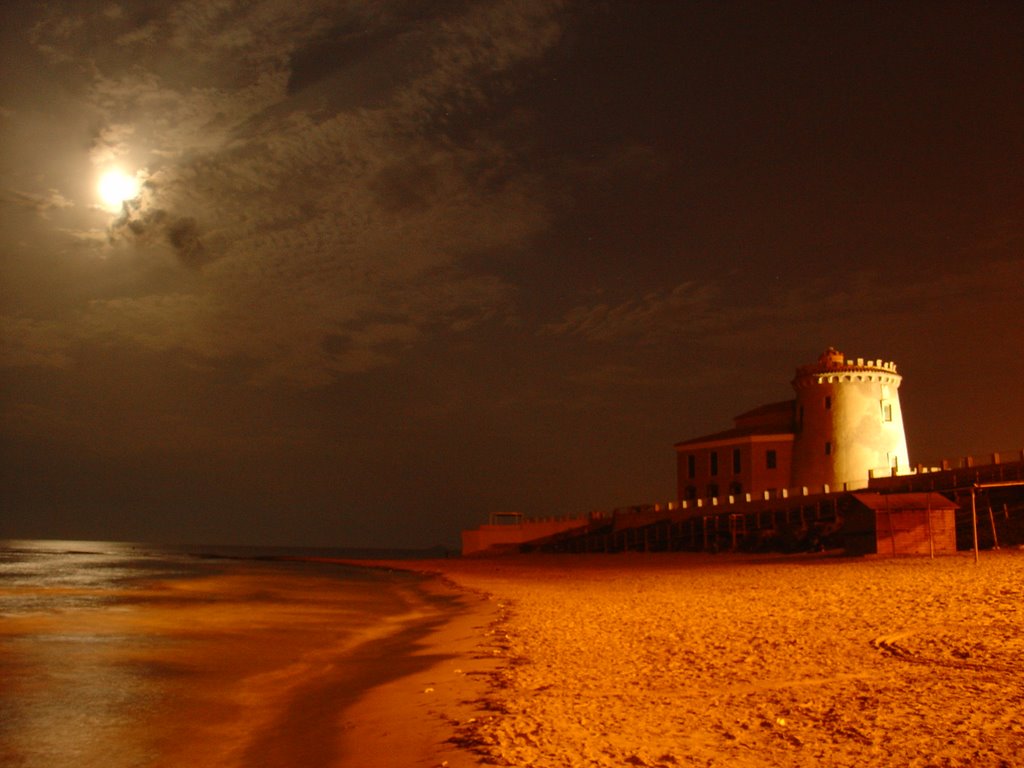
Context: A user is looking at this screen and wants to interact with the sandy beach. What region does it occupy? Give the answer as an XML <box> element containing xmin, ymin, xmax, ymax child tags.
<box><xmin>380</xmin><ymin>550</ymin><xmax>1024</xmax><ymax>768</ymax></box>
<box><xmin>5</xmin><ymin>546</ymin><xmax>1022</xmax><ymax>767</ymax></box>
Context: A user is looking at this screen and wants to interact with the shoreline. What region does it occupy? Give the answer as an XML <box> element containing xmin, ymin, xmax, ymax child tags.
<box><xmin>333</xmin><ymin>572</ymin><xmax>506</xmax><ymax>767</ymax></box>
<box><xmin>0</xmin><ymin>550</ymin><xmax>499</xmax><ymax>768</ymax></box>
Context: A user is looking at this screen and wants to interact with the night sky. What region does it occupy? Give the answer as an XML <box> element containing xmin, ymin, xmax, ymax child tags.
<box><xmin>2</xmin><ymin>1</ymin><xmax>1022</xmax><ymax>548</ymax></box>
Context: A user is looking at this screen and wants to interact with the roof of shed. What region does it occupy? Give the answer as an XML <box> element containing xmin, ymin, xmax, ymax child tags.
<box><xmin>850</xmin><ymin>492</ymin><xmax>959</xmax><ymax>511</ymax></box>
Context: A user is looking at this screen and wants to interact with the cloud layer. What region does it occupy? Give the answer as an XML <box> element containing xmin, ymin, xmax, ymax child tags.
<box><xmin>8</xmin><ymin>0</ymin><xmax>563</xmax><ymax>385</ymax></box>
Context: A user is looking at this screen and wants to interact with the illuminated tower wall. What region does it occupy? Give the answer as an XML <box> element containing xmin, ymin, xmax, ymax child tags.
<box><xmin>790</xmin><ymin>348</ymin><xmax>910</xmax><ymax>491</ymax></box>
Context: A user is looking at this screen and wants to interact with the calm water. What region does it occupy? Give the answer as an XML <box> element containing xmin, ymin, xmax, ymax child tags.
<box><xmin>0</xmin><ymin>539</ymin><xmax>462</xmax><ymax>768</ymax></box>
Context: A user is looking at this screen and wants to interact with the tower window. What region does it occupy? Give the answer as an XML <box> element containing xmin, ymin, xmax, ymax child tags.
<box><xmin>733</xmin><ymin>448</ymin><xmax>742</xmax><ymax>474</ymax></box>
<box><xmin>825</xmin><ymin>395</ymin><xmax>832</xmax><ymax>410</ymax></box>
<box><xmin>766</xmin><ymin>449</ymin><xmax>777</xmax><ymax>469</ymax></box>
<box><xmin>825</xmin><ymin>441</ymin><xmax>832</xmax><ymax>456</ymax></box>
<box><xmin>687</xmin><ymin>454</ymin><xmax>696</xmax><ymax>479</ymax></box>
<box><xmin>882</xmin><ymin>401</ymin><xmax>893</xmax><ymax>422</ymax></box>
<box><xmin>710</xmin><ymin>452</ymin><xmax>719</xmax><ymax>476</ymax></box>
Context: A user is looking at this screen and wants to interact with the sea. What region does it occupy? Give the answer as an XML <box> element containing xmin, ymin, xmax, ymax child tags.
<box><xmin>0</xmin><ymin>539</ymin><xmax>463</xmax><ymax>768</ymax></box>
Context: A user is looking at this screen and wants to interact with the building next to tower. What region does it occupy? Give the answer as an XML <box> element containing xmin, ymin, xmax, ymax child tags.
<box><xmin>674</xmin><ymin>348</ymin><xmax>911</xmax><ymax>502</ymax></box>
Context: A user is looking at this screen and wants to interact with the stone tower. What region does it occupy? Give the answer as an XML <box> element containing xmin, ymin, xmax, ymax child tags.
<box><xmin>790</xmin><ymin>347</ymin><xmax>910</xmax><ymax>491</ymax></box>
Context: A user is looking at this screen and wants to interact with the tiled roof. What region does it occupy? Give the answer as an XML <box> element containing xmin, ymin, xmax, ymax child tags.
<box><xmin>674</xmin><ymin>399</ymin><xmax>795</xmax><ymax>448</ymax></box>
<box><xmin>673</xmin><ymin>424</ymin><xmax>795</xmax><ymax>449</ymax></box>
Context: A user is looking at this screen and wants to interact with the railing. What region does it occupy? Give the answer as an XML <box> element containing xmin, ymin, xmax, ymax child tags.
<box><xmin>484</xmin><ymin>450</ymin><xmax>1023</xmax><ymax>531</ymax></box>
<box><xmin>869</xmin><ymin>449</ymin><xmax>1024</xmax><ymax>493</ymax></box>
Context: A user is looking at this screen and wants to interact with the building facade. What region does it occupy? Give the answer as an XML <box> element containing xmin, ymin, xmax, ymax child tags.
<box><xmin>674</xmin><ymin>400</ymin><xmax>795</xmax><ymax>502</ymax></box>
<box><xmin>674</xmin><ymin>348</ymin><xmax>911</xmax><ymax>501</ymax></box>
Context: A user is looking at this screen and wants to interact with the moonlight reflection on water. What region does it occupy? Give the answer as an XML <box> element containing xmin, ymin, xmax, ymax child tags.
<box><xmin>0</xmin><ymin>541</ymin><xmax>459</xmax><ymax>768</ymax></box>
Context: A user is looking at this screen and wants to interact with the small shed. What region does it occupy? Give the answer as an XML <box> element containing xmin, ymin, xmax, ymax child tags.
<box><xmin>841</xmin><ymin>492</ymin><xmax>959</xmax><ymax>557</ymax></box>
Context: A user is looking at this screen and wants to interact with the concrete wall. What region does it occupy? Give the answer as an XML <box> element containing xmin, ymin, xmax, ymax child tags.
<box><xmin>461</xmin><ymin>517</ymin><xmax>588</xmax><ymax>556</ymax></box>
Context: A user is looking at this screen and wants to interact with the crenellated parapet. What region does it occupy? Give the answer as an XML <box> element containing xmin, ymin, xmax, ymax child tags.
<box><xmin>792</xmin><ymin>347</ymin><xmax>901</xmax><ymax>388</ymax></box>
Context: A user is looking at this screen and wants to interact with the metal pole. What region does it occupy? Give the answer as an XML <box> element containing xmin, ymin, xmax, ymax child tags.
<box><xmin>988</xmin><ymin>502</ymin><xmax>1000</xmax><ymax>550</ymax></box>
<box><xmin>926</xmin><ymin>495</ymin><xmax>934</xmax><ymax>559</ymax></box>
<box><xmin>886</xmin><ymin>495</ymin><xmax>897</xmax><ymax>557</ymax></box>
<box><xmin>971</xmin><ymin>486</ymin><xmax>979</xmax><ymax>564</ymax></box>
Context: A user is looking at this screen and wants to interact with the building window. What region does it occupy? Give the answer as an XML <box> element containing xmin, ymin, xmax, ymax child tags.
<box><xmin>733</xmin><ymin>448</ymin><xmax>741</xmax><ymax>474</ymax></box>
<box><xmin>825</xmin><ymin>441</ymin><xmax>832</xmax><ymax>456</ymax></box>
<box><xmin>825</xmin><ymin>395</ymin><xmax>832</xmax><ymax>410</ymax></box>
<box><xmin>687</xmin><ymin>454</ymin><xmax>696</xmax><ymax>479</ymax></box>
<box><xmin>766</xmin><ymin>449</ymin><xmax>777</xmax><ymax>469</ymax></box>
<box><xmin>710</xmin><ymin>452</ymin><xmax>719</xmax><ymax>476</ymax></box>
<box><xmin>707</xmin><ymin>483</ymin><xmax>719</xmax><ymax>499</ymax></box>
<box><xmin>882</xmin><ymin>401</ymin><xmax>893</xmax><ymax>422</ymax></box>
<box><xmin>684</xmin><ymin>485</ymin><xmax>697</xmax><ymax>500</ymax></box>
<box><xmin>729</xmin><ymin>481</ymin><xmax>743</xmax><ymax>496</ymax></box>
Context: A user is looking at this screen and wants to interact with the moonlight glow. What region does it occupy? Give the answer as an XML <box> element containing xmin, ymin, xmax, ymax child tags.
<box><xmin>97</xmin><ymin>169</ymin><xmax>140</xmax><ymax>211</ymax></box>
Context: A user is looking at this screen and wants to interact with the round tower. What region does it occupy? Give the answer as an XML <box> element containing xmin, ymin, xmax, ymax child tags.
<box><xmin>790</xmin><ymin>347</ymin><xmax>909</xmax><ymax>491</ymax></box>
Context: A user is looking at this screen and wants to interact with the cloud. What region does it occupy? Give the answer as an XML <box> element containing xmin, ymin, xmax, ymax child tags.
<box><xmin>12</xmin><ymin>0</ymin><xmax>567</xmax><ymax>386</ymax></box>
<box><xmin>542</xmin><ymin>253</ymin><xmax>1024</xmax><ymax>352</ymax></box>
<box><xmin>542</xmin><ymin>282</ymin><xmax>721</xmax><ymax>343</ymax></box>
<box><xmin>0</xmin><ymin>188</ymin><xmax>75</xmax><ymax>214</ymax></box>
<box><xmin>89</xmin><ymin>123</ymin><xmax>135</xmax><ymax>166</ymax></box>
<box><xmin>106</xmin><ymin>189</ymin><xmax>208</xmax><ymax>268</ymax></box>
<box><xmin>164</xmin><ymin>216</ymin><xmax>205</xmax><ymax>267</ymax></box>
<box><xmin>0</xmin><ymin>317</ymin><xmax>74</xmax><ymax>369</ymax></box>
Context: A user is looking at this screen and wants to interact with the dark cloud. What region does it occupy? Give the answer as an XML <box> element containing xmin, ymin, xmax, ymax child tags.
<box><xmin>164</xmin><ymin>216</ymin><xmax>205</xmax><ymax>268</ymax></box>
<box><xmin>107</xmin><ymin>199</ymin><xmax>206</xmax><ymax>269</ymax></box>
<box><xmin>371</xmin><ymin>160</ymin><xmax>439</xmax><ymax>213</ymax></box>
<box><xmin>320</xmin><ymin>333</ymin><xmax>350</xmax><ymax>356</ymax></box>
<box><xmin>287</xmin><ymin>22</ymin><xmax>411</xmax><ymax>96</ymax></box>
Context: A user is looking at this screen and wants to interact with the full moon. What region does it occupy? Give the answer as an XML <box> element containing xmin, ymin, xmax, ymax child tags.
<box><xmin>97</xmin><ymin>169</ymin><xmax>140</xmax><ymax>211</ymax></box>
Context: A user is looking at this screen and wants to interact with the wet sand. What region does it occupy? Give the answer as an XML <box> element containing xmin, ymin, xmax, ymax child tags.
<box><xmin>333</xmin><ymin>577</ymin><xmax>504</xmax><ymax>768</ymax></box>
<box><xmin>383</xmin><ymin>550</ymin><xmax>1024</xmax><ymax>767</ymax></box>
